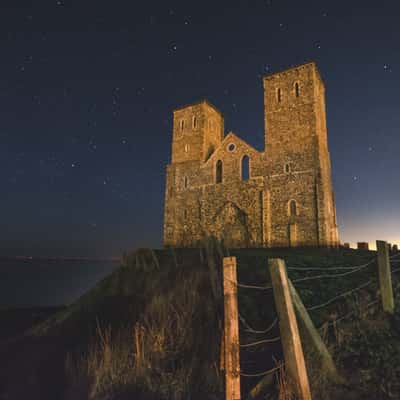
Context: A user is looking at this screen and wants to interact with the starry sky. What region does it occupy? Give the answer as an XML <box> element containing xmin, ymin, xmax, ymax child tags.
<box><xmin>1</xmin><ymin>0</ymin><xmax>399</xmax><ymax>257</ymax></box>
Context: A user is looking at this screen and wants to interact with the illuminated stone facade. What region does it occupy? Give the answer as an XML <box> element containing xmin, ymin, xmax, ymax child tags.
<box><xmin>163</xmin><ymin>62</ymin><xmax>339</xmax><ymax>248</ymax></box>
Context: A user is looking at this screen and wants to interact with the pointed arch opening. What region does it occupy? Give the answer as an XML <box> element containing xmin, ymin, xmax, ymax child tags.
<box><xmin>241</xmin><ymin>155</ymin><xmax>250</xmax><ymax>181</ymax></box>
<box><xmin>216</xmin><ymin>160</ymin><xmax>223</xmax><ymax>184</ymax></box>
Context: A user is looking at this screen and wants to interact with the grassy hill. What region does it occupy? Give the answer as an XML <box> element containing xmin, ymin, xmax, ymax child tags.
<box><xmin>1</xmin><ymin>243</ymin><xmax>400</xmax><ymax>400</ymax></box>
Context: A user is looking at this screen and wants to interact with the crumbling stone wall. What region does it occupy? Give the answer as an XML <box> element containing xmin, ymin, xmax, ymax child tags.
<box><xmin>163</xmin><ymin>62</ymin><xmax>339</xmax><ymax>248</ymax></box>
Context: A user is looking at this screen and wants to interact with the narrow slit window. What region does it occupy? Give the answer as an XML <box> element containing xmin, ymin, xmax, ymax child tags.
<box><xmin>295</xmin><ymin>82</ymin><xmax>300</xmax><ymax>97</ymax></box>
<box><xmin>180</xmin><ymin>120</ymin><xmax>184</xmax><ymax>131</ymax></box>
<box><xmin>193</xmin><ymin>116</ymin><xmax>197</xmax><ymax>129</ymax></box>
<box><xmin>277</xmin><ymin>88</ymin><xmax>282</xmax><ymax>103</ymax></box>
<box><xmin>183</xmin><ymin>176</ymin><xmax>188</xmax><ymax>189</ymax></box>
<box><xmin>216</xmin><ymin>160</ymin><xmax>223</xmax><ymax>184</ymax></box>
<box><xmin>241</xmin><ymin>155</ymin><xmax>250</xmax><ymax>180</ymax></box>
<box><xmin>289</xmin><ymin>200</ymin><xmax>297</xmax><ymax>217</ymax></box>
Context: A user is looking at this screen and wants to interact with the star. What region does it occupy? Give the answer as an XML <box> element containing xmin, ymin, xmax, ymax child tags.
<box><xmin>383</xmin><ymin>64</ymin><xmax>392</xmax><ymax>72</ymax></box>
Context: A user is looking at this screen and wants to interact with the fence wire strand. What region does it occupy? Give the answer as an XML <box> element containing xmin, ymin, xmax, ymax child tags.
<box><xmin>240</xmin><ymin>364</ymin><xmax>283</xmax><ymax>378</ymax></box>
<box><xmin>390</xmin><ymin>252</ymin><xmax>400</xmax><ymax>260</ymax></box>
<box><xmin>239</xmin><ymin>313</ymin><xmax>278</xmax><ymax>334</ymax></box>
<box><xmin>319</xmin><ymin>299</ymin><xmax>380</xmax><ymax>330</ymax></box>
<box><xmin>290</xmin><ymin>258</ymin><xmax>376</xmax><ymax>285</ymax></box>
<box><xmin>240</xmin><ymin>336</ymin><xmax>281</xmax><ymax>348</ymax></box>
<box><xmin>236</xmin><ymin>281</ymin><xmax>272</xmax><ymax>290</ymax></box>
<box><xmin>305</xmin><ymin>279</ymin><xmax>374</xmax><ymax>311</ymax></box>
<box><xmin>287</xmin><ymin>257</ymin><xmax>376</xmax><ymax>272</ymax></box>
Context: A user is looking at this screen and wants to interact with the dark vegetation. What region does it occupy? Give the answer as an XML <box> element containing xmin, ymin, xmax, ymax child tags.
<box><xmin>1</xmin><ymin>243</ymin><xmax>400</xmax><ymax>399</ymax></box>
<box><xmin>0</xmin><ymin>306</ymin><xmax>65</xmax><ymax>343</ymax></box>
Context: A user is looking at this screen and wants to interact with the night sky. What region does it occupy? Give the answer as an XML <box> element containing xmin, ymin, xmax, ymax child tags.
<box><xmin>1</xmin><ymin>0</ymin><xmax>399</xmax><ymax>257</ymax></box>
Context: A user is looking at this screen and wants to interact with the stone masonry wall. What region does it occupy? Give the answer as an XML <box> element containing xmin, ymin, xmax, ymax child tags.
<box><xmin>163</xmin><ymin>62</ymin><xmax>340</xmax><ymax>248</ymax></box>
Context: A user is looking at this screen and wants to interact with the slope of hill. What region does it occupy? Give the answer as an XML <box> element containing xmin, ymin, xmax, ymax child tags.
<box><xmin>1</xmin><ymin>244</ymin><xmax>399</xmax><ymax>400</ymax></box>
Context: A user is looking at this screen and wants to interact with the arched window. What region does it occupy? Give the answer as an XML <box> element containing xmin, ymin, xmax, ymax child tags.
<box><xmin>277</xmin><ymin>88</ymin><xmax>282</xmax><ymax>103</ymax></box>
<box><xmin>294</xmin><ymin>82</ymin><xmax>300</xmax><ymax>97</ymax></box>
<box><xmin>284</xmin><ymin>163</ymin><xmax>291</xmax><ymax>174</ymax></box>
<box><xmin>180</xmin><ymin>120</ymin><xmax>184</xmax><ymax>131</ymax></box>
<box><xmin>289</xmin><ymin>200</ymin><xmax>297</xmax><ymax>217</ymax></box>
<box><xmin>183</xmin><ymin>176</ymin><xmax>188</xmax><ymax>189</ymax></box>
<box><xmin>193</xmin><ymin>116</ymin><xmax>197</xmax><ymax>129</ymax></box>
<box><xmin>184</xmin><ymin>143</ymin><xmax>189</xmax><ymax>153</ymax></box>
<box><xmin>216</xmin><ymin>160</ymin><xmax>223</xmax><ymax>184</ymax></box>
<box><xmin>241</xmin><ymin>155</ymin><xmax>250</xmax><ymax>180</ymax></box>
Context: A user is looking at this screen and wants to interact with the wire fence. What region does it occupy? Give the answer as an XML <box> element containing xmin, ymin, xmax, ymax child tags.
<box><xmin>233</xmin><ymin>256</ymin><xmax>377</xmax><ymax>291</ymax></box>
<box><xmin>239</xmin><ymin>313</ymin><xmax>278</xmax><ymax>334</ymax></box>
<box><xmin>226</xmin><ymin>245</ymin><xmax>400</xmax><ymax>392</ymax></box>
<box><xmin>240</xmin><ymin>364</ymin><xmax>283</xmax><ymax>378</ymax></box>
<box><xmin>305</xmin><ymin>279</ymin><xmax>373</xmax><ymax>311</ymax></box>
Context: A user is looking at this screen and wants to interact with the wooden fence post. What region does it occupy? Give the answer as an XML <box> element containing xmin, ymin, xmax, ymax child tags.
<box><xmin>289</xmin><ymin>280</ymin><xmax>344</xmax><ymax>384</ymax></box>
<box><xmin>376</xmin><ymin>240</ymin><xmax>395</xmax><ymax>314</ymax></box>
<box><xmin>223</xmin><ymin>256</ymin><xmax>241</xmax><ymax>400</ymax></box>
<box><xmin>269</xmin><ymin>258</ymin><xmax>312</xmax><ymax>400</ymax></box>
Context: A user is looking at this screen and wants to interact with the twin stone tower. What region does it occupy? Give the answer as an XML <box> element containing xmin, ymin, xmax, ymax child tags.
<box><xmin>163</xmin><ymin>62</ymin><xmax>339</xmax><ymax>248</ymax></box>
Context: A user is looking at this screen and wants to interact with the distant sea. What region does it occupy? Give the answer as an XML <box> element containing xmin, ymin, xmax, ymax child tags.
<box><xmin>0</xmin><ymin>258</ymin><xmax>119</xmax><ymax>308</ymax></box>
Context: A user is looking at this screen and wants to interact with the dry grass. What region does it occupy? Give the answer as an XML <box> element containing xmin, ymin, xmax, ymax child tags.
<box><xmin>65</xmin><ymin>266</ymin><xmax>220</xmax><ymax>400</ymax></box>
<box><xmin>277</xmin><ymin>363</ymin><xmax>295</xmax><ymax>400</ymax></box>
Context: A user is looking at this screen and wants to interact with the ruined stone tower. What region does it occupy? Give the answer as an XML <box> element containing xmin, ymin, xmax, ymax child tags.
<box><xmin>163</xmin><ymin>62</ymin><xmax>339</xmax><ymax>248</ymax></box>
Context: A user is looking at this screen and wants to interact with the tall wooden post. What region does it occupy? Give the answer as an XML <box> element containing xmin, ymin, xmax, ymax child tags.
<box><xmin>223</xmin><ymin>257</ymin><xmax>241</xmax><ymax>400</ymax></box>
<box><xmin>289</xmin><ymin>280</ymin><xmax>343</xmax><ymax>384</ymax></box>
<box><xmin>269</xmin><ymin>258</ymin><xmax>312</xmax><ymax>400</ymax></box>
<box><xmin>376</xmin><ymin>240</ymin><xmax>395</xmax><ymax>314</ymax></box>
